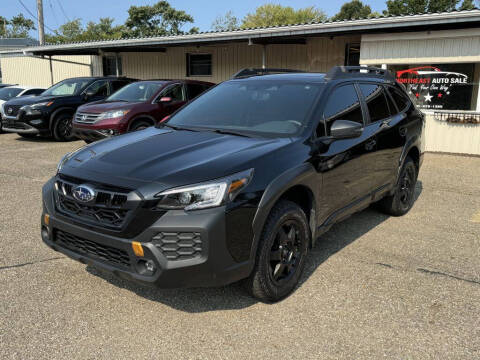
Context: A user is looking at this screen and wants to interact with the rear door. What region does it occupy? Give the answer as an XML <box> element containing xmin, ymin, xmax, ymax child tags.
<box><xmin>315</xmin><ymin>83</ymin><xmax>379</xmax><ymax>225</ymax></box>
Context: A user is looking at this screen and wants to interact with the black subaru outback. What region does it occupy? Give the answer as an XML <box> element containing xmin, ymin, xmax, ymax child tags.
<box><xmin>2</xmin><ymin>76</ymin><xmax>134</xmax><ymax>141</ymax></box>
<box><xmin>41</xmin><ymin>67</ymin><xmax>424</xmax><ymax>302</ymax></box>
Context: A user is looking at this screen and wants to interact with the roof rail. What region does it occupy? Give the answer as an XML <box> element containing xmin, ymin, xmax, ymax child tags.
<box><xmin>325</xmin><ymin>66</ymin><xmax>395</xmax><ymax>82</ymax></box>
<box><xmin>232</xmin><ymin>68</ymin><xmax>305</xmax><ymax>79</ymax></box>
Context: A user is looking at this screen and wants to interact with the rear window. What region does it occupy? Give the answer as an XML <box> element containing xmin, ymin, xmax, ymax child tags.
<box><xmin>0</xmin><ymin>87</ymin><xmax>23</xmax><ymax>100</ymax></box>
<box><xmin>387</xmin><ymin>87</ymin><xmax>411</xmax><ymax>112</ymax></box>
<box><xmin>359</xmin><ymin>84</ymin><xmax>391</xmax><ymax>122</ymax></box>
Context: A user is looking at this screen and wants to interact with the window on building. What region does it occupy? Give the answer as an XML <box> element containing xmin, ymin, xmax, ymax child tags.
<box><xmin>103</xmin><ymin>55</ymin><xmax>122</xmax><ymax>76</ymax></box>
<box><xmin>323</xmin><ymin>84</ymin><xmax>363</xmax><ymax>134</ymax></box>
<box><xmin>345</xmin><ymin>43</ymin><xmax>360</xmax><ymax>66</ymax></box>
<box><xmin>186</xmin><ymin>54</ymin><xmax>212</xmax><ymax>76</ymax></box>
<box><xmin>359</xmin><ymin>84</ymin><xmax>391</xmax><ymax>122</ymax></box>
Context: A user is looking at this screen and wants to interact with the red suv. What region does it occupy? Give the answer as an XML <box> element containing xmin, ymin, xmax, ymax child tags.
<box><xmin>73</xmin><ymin>80</ymin><xmax>214</xmax><ymax>143</ymax></box>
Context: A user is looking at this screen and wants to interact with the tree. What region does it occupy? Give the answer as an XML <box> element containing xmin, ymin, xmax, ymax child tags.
<box><xmin>45</xmin><ymin>18</ymin><xmax>124</xmax><ymax>43</ymax></box>
<box><xmin>459</xmin><ymin>0</ymin><xmax>476</xmax><ymax>10</ymax></box>
<box><xmin>384</xmin><ymin>0</ymin><xmax>460</xmax><ymax>16</ymax></box>
<box><xmin>331</xmin><ymin>0</ymin><xmax>372</xmax><ymax>21</ymax></box>
<box><xmin>0</xmin><ymin>14</ymin><xmax>35</xmax><ymax>38</ymax></box>
<box><xmin>241</xmin><ymin>4</ymin><xmax>327</xmax><ymax>28</ymax></box>
<box><xmin>124</xmin><ymin>1</ymin><xmax>197</xmax><ymax>37</ymax></box>
<box><xmin>211</xmin><ymin>11</ymin><xmax>239</xmax><ymax>31</ymax></box>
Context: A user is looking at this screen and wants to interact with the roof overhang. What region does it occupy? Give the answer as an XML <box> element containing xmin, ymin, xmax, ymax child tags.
<box><xmin>1</xmin><ymin>9</ymin><xmax>480</xmax><ymax>57</ymax></box>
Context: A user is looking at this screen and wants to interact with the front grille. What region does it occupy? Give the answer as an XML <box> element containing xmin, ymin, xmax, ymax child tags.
<box><xmin>2</xmin><ymin>119</ymin><xmax>27</xmax><ymax>129</ymax></box>
<box><xmin>55</xmin><ymin>230</ymin><xmax>131</xmax><ymax>268</ymax></box>
<box><xmin>55</xmin><ymin>178</ymin><xmax>132</xmax><ymax>229</ymax></box>
<box><xmin>4</xmin><ymin>104</ymin><xmax>22</xmax><ymax>117</ymax></box>
<box><xmin>74</xmin><ymin>112</ymin><xmax>102</xmax><ymax>124</ymax></box>
<box><xmin>152</xmin><ymin>232</ymin><xmax>203</xmax><ymax>261</ymax></box>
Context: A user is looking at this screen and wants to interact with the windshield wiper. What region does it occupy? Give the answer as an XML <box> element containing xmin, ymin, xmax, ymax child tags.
<box><xmin>207</xmin><ymin>129</ymin><xmax>253</xmax><ymax>138</ymax></box>
<box><xmin>160</xmin><ymin>123</ymin><xmax>199</xmax><ymax>132</ymax></box>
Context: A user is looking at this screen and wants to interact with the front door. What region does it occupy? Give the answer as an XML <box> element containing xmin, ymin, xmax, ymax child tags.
<box><xmin>159</xmin><ymin>83</ymin><xmax>187</xmax><ymax>117</ymax></box>
<box><xmin>314</xmin><ymin>83</ymin><xmax>379</xmax><ymax>226</ymax></box>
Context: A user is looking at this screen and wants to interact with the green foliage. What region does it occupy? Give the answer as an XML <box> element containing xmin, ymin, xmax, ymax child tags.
<box><xmin>331</xmin><ymin>0</ymin><xmax>373</xmax><ymax>21</ymax></box>
<box><xmin>124</xmin><ymin>1</ymin><xmax>196</xmax><ymax>37</ymax></box>
<box><xmin>459</xmin><ymin>0</ymin><xmax>476</xmax><ymax>10</ymax></box>
<box><xmin>384</xmin><ymin>0</ymin><xmax>460</xmax><ymax>15</ymax></box>
<box><xmin>241</xmin><ymin>4</ymin><xmax>327</xmax><ymax>28</ymax></box>
<box><xmin>45</xmin><ymin>18</ymin><xmax>124</xmax><ymax>43</ymax></box>
<box><xmin>211</xmin><ymin>11</ymin><xmax>239</xmax><ymax>31</ymax></box>
<box><xmin>0</xmin><ymin>14</ymin><xmax>35</xmax><ymax>38</ymax></box>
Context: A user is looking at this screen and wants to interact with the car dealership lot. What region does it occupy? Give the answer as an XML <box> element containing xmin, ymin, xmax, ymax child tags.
<box><xmin>0</xmin><ymin>133</ymin><xmax>478</xmax><ymax>359</ymax></box>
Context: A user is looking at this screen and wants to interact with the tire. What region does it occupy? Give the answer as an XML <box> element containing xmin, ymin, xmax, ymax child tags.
<box><xmin>245</xmin><ymin>200</ymin><xmax>310</xmax><ymax>303</ymax></box>
<box><xmin>130</xmin><ymin>120</ymin><xmax>152</xmax><ymax>132</ymax></box>
<box><xmin>377</xmin><ymin>156</ymin><xmax>417</xmax><ymax>216</ymax></box>
<box><xmin>84</xmin><ymin>139</ymin><xmax>93</xmax><ymax>144</ymax></box>
<box><xmin>18</xmin><ymin>133</ymin><xmax>37</xmax><ymax>139</ymax></box>
<box><xmin>52</xmin><ymin>113</ymin><xmax>75</xmax><ymax>141</ymax></box>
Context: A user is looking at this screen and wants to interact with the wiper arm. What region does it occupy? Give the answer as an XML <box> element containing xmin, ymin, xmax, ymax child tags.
<box><xmin>160</xmin><ymin>123</ymin><xmax>199</xmax><ymax>132</ymax></box>
<box><xmin>208</xmin><ymin>129</ymin><xmax>252</xmax><ymax>138</ymax></box>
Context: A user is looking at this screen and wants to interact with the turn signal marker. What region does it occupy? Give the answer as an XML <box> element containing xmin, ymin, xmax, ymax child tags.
<box><xmin>44</xmin><ymin>214</ymin><xmax>50</xmax><ymax>225</ymax></box>
<box><xmin>132</xmin><ymin>241</ymin><xmax>144</xmax><ymax>257</ymax></box>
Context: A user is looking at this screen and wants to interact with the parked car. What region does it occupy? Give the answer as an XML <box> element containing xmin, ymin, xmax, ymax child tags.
<box><xmin>0</xmin><ymin>84</ymin><xmax>16</xmax><ymax>89</ymax></box>
<box><xmin>41</xmin><ymin>67</ymin><xmax>424</xmax><ymax>302</ymax></box>
<box><xmin>1</xmin><ymin>76</ymin><xmax>135</xmax><ymax>140</ymax></box>
<box><xmin>72</xmin><ymin>80</ymin><xmax>214</xmax><ymax>143</ymax></box>
<box><xmin>0</xmin><ymin>86</ymin><xmax>45</xmax><ymax>132</ymax></box>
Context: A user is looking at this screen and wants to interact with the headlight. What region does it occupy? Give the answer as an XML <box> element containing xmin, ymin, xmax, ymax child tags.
<box><xmin>100</xmin><ymin>109</ymin><xmax>130</xmax><ymax>120</ymax></box>
<box><xmin>29</xmin><ymin>101</ymin><xmax>54</xmax><ymax>109</ymax></box>
<box><xmin>156</xmin><ymin>169</ymin><xmax>254</xmax><ymax>211</ymax></box>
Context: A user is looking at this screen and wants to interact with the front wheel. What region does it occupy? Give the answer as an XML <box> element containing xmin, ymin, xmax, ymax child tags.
<box><xmin>377</xmin><ymin>156</ymin><xmax>417</xmax><ymax>216</ymax></box>
<box><xmin>245</xmin><ymin>200</ymin><xmax>310</xmax><ymax>302</ymax></box>
<box><xmin>52</xmin><ymin>113</ymin><xmax>75</xmax><ymax>141</ymax></box>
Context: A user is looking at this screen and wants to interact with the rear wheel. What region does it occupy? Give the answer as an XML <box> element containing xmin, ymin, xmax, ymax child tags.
<box><xmin>18</xmin><ymin>133</ymin><xmax>37</xmax><ymax>139</ymax></box>
<box><xmin>377</xmin><ymin>156</ymin><xmax>417</xmax><ymax>216</ymax></box>
<box><xmin>245</xmin><ymin>200</ymin><xmax>310</xmax><ymax>302</ymax></box>
<box><xmin>130</xmin><ymin>120</ymin><xmax>152</xmax><ymax>132</ymax></box>
<box><xmin>52</xmin><ymin>113</ymin><xmax>75</xmax><ymax>141</ymax></box>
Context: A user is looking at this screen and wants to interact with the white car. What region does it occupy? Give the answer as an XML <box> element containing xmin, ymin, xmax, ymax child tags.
<box><xmin>0</xmin><ymin>86</ymin><xmax>45</xmax><ymax>132</ymax></box>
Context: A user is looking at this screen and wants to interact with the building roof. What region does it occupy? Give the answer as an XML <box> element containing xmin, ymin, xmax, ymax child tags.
<box><xmin>0</xmin><ymin>38</ymin><xmax>39</xmax><ymax>50</ymax></box>
<box><xmin>1</xmin><ymin>9</ymin><xmax>480</xmax><ymax>57</ymax></box>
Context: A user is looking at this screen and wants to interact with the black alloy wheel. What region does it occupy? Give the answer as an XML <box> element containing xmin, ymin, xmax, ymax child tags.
<box><xmin>246</xmin><ymin>200</ymin><xmax>310</xmax><ymax>302</ymax></box>
<box><xmin>53</xmin><ymin>113</ymin><xmax>76</xmax><ymax>141</ymax></box>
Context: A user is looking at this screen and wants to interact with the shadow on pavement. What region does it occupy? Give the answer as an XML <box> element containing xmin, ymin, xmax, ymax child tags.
<box><xmin>87</xmin><ymin>181</ymin><xmax>423</xmax><ymax>312</ymax></box>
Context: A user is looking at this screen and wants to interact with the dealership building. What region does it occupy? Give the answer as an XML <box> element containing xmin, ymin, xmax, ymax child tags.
<box><xmin>0</xmin><ymin>9</ymin><xmax>479</xmax><ymax>155</ymax></box>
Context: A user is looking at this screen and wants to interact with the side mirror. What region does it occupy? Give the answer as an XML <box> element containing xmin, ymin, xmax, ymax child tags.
<box><xmin>83</xmin><ymin>90</ymin><xmax>96</xmax><ymax>100</ymax></box>
<box><xmin>159</xmin><ymin>96</ymin><xmax>172</xmax><ymax>103</ymax></box>
<box><xmin>330</xmin><ymin>120</ymin><xmax>363</xmax><ymax>139</ymax></box>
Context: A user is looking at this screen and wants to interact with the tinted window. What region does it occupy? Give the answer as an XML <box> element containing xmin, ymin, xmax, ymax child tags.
<box><xmin>23</xmin><ymin>88</ymin><xmax>44</xmax><ymax>96</ymax></box>
<box><xmin>42</xmin><ymin>78</ymin><xmax>91</xmax><ymax>96</ymax></box>
<box><xmin>359</xmin><ymin>84</ymin><xmax>391</xmax><ymax>122</ymax></box>
<box><xmin>162</xmin><ymin>84</ymin><xmax>185</xmax><ymax>102</ymax></box>
<box><xmin>0</xmin><ymin>87</ymin><xmax>23</xmax><ymax>100</ymax></box>
<box><xmin>187</xmin><ymin>83</ymin><xmax>210</xmax><ymax>99</ymax></box>
<box><xmin>111</xmin><ymin>81</ymin><xmax>130</xmax><ymax>92</ymax></box>
<box><xmin>168</xmin><ymin>81</ymin><xmax>323</xmax><ymax>136</ymax></box>
<box><xmin>387</xmin><ymin>87</ymin><xmax>410</xmax><ymax>112</ymax></box>
<box><xmin>384</xmin><ymin>88</ymin><xmax>398</xmax><ymax>114</ymax></box>
<box><xmin>323</xmin><ymin>84</ymin><xmax>363</xmax><ymax>133</ymax></box>
<box><xmin>186</xmin><ymin>54</ymin><xmax>212</xmax><ymax>76</ymax></box>
<box><xmin>85</xmin><ymin>80</ymin><xmax>109</xmax><ymax>97</ymax></box>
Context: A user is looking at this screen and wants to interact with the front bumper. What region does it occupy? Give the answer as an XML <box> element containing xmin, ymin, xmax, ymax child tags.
<box><xmin>72</xmin><ymin>127</ymin><xmax>111</xmax><ymax>142</ymax></box>
<box><xmin>41</xmin><ymin>178</ymin><xmax>253</xmax><ymax>288</ymax></box>
<box><xmin>1</xmin><ymin>116</ymin><xmax>48</xmax><ymax>134</ymax></box>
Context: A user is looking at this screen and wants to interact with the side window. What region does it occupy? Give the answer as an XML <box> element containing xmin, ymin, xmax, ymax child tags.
<box><xmin>384</xmin><ymin>87</ymin><xmax>398</xmax><ymax>114</ymax></box>
<box><xmin>323</xmin><ymin>84</ymin><xmax>363</xmax><ymax>134</ymax></box>
<box><xmin>387</xmin><ymin>87</ymin><xmax>410</xmax><ymax>112</ymax></box>
<box><xmin>162</xmin><ymin>84</ymin><xmax>185</xmax><ymax>102</ymax></box>
<box><xmin>85</xmin><ymin>80</ymin><xmax>109</xmax><ymax>97</ymax></box>
<box><xmin>23</xmin><ymin>88</ymin><xmax>44</xmax><ymax>96</ymax></box>
<box><xmin>359</xmin><ymin>84</ymin><xmax>391</xmax><ymax>122</ymax></box>
<box><xmin>111</xmin><ymin>81</ymin><xmax>129</xmax><ymax>93</ymax></box>
<box><xmin>187</xmin><ymin>83</ymin><xmax>209</xmax><ymax>100</ymax></box>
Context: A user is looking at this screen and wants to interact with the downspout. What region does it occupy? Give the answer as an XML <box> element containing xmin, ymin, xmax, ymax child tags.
<box><xmin>48</xmin><ymin>55</ymin><xmax>53</xmax><ymax>85</ymax></box>
<box><xmin>262</xmin><ymin>45</ymin><xmax>267</xmax><ymax>69</ymax></box>
<box><xmin>115</xmin><ymin>53</ymin><xmax>120</xmax><ymax>76</ymax></box>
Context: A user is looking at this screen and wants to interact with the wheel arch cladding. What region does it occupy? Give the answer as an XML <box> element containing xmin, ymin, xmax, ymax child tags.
<box><xmin>129</xmin><ymin>116</ymin><xmax>156</xmax><ymax>130</ymax></box>
<box><xmin>407</xmin><ymin>146</ymin><xmax>420</xmax><ymax>171</ymax></box>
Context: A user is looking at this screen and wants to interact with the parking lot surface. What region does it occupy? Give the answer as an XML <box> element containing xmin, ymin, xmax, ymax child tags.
<box><xmin>0</xmin><ymin>133</ymin><xmax>479</xmax><ymax>359</ymax></box>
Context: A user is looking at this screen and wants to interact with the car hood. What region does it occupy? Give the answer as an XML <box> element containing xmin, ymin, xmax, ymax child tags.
<box><xmin>77</xmin><ymin>101</ymin><xmax>141</xmax><ymax>113</ymax></box>
<box><xmin>61</xmin><ymin>127</ymin><xmax>292</xmax><ymax>189</ymax></box>
<box><xmin>4</xmin><ymin>95</ymin><xmax>69</xmax><ymax>106</ymax></box>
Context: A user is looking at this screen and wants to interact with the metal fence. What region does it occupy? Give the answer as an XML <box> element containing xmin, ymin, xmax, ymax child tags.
<box><xmin>434</xmin><ymin>112</ymin><xmax>480</xmax><ymax>125</ymax></box>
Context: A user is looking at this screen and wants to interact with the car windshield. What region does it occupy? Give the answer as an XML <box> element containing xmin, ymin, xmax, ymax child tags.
<box><xmin>0</xmin><ymin>87</ymin><xmax>23</xmax><ymax>100</ymax></box>
<box><xmin>167</xmin><ymin>80</ymin><xmax>324</xmax><ymax>136</ymax></box>
<box><xmin>42</xmin><ymin>78</ymin><xmax>91</xmax><ymax>96</ymax></box>
<box><xmin>107</xmin><ymin>82</ymin><xmax>164</xmax><ymax>102</ymax></box>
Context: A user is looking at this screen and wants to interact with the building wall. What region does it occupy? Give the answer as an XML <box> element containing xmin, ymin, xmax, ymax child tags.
<box><xmin>0</xmin><ymin>55</ymin><xmax>93</xmax><ymax>87</ymax></box>
<box><xmin>120</xmin><ymin>36</ymin><xmax>358</xmax><ymax>83</ymax></box>
<box><xmin>360</xmin><ymin>29</ymin><xmax>480</xmax><ymax>65</ymax></box>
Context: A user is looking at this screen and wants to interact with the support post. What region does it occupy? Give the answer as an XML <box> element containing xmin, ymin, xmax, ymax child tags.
<box><xmin>36</xmin><ymin>0</ymin><xmax>45</xmax><ymax>45</ymax></box>
<box><xmin>115</xmin><ymin>53</ymin><xmax>120</xmax><ymax>76</ymax></box>
<box><xmin>262</xmin><ymin>45</ymin><xmax>266</xmax><ymax>69</ymax></box>
<box><xmin>49</xmin><ymin>55</ymin><xmax>53</xmax><ymax>85</ymax></box>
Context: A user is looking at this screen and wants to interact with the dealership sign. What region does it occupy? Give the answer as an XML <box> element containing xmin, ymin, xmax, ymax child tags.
<box><xmin>394</xmin><ymin>64</ymin><xmax>474</xmax><ymax>110</ymax></box>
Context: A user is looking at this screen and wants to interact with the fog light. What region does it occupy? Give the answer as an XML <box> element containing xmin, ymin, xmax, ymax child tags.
<box><xmin>145</xmin><ymin>260</ymin><xmax>155</xmax><ymax>272</ymax></box>
<box><xmin>41</xmin><ymin>226</ymin><xmax>49</xmax><ymax>242</ymax></box>
<box><xmin>44</xmin><ymin>213</ymin><xmax>50</xmax><ymax>225</ymax></box>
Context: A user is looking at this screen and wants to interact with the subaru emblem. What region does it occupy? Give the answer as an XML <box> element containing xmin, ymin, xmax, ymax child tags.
<box><xmin>72</xmin><ymin>184</ymin><xmax>96</xmax><ymax>203</ymax></box>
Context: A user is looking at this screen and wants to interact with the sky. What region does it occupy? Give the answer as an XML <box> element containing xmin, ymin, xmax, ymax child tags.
<box><xmin>3</xmin><ymin>0</ymin><xmax>389</xmax><ymax>38</ymax></box>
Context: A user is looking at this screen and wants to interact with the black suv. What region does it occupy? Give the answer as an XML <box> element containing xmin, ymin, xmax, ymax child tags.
<box><xmin>2</xmin><ymin>76</ymin><xmax>135</xmax><ymax>141</ymax></box>
<box><xmin>41</xmin><ymin>67</ymin><xmax>424</xmax><ymax>302</ymax></box>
